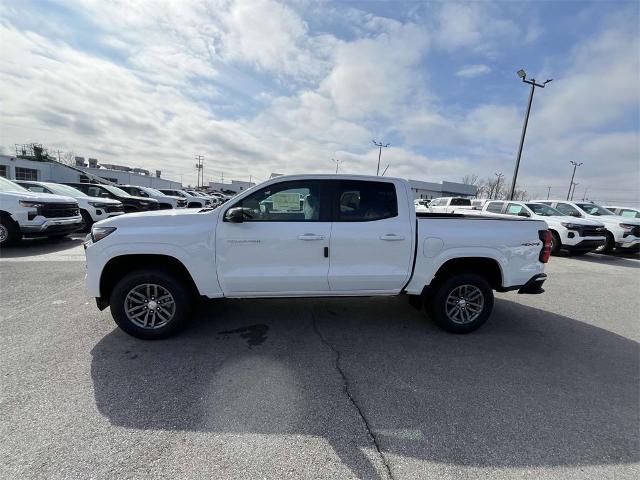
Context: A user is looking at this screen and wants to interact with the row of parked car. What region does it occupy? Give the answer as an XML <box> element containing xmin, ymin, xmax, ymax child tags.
<box><xmin>415</xmin><ymin>197</ymin><xmax>640</xmax><ymax>255</ymax></box>
<box><xmin>0</xmin><ymin>176</ymin><xmax>231</xmax><ymax>246</ymax></box>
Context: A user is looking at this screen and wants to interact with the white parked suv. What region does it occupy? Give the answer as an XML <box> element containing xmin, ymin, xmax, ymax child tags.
<box><xmin>16</xmin><ymin>180</ymin><xmax>124</xmax><ymax>232</ymax></box>
<box><xmin>534</xmin><ymin>200</ymin><xmax>640</xmax><ymax>253</ymax></box>
<box><xmin>0</xmin><ymin>176</ymin><xmax>82</xmax><ymax>246</ymax></box>
<box><xmin>158</xmin><ymin>189</ymin><xmax>210</xmax><ymax>208</ymax></box>
<box><xmin>84</xmin><ymin>174</ymin><xmax>551</xmax><ymax>339</ymax></box>
<box><xmin>119</xmin><ymin>185</ymin><xmax>187</xmax><ymax>209</ymax></box>
<box><xmin>478</xmin><ymin>200</ymin><xmax>606</xmax><ymax>254</ymax></box>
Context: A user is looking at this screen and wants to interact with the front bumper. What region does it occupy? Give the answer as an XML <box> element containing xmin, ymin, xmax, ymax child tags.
<box><xmin>617</xmin><ymin>236</ymin><xmax>640</xmax><ymax>249</ymax></box>
<box><xmin>518</xmin><ymin>273</ymin><xmax>547</xmax><ymax>294</ymax></box>
<box><xmin>21</xmin><ymin>216</ymin><xmax>83</xmax><ymax>236</ymax></box>
<box><xmin>565</xmin><ymin>238</ymin><xmax>606</xmax><ymax>252</ymax></box>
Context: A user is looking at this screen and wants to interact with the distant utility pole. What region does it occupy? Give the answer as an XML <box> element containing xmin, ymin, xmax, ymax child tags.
<box><xmin>567</xmin><ymin>161</ymin><xmax>583</xmax><ymax>200</ymax></box>
<box><xmin>195</xmin><ymin>155</ymin><xmax>204</xmax><ymax>189</ymax></box>
<box><xmin>494</xmin><ymin>172</ymin><xmax>504</xmax><ymax>199</ymax></box>
<box><xmin>546</xmin><ymin>186</ymin><xmax>551</xmax><ymax>200</ymax></box>
<box><xmin>331</xmin><ymin>158</ymin><xmax>343</xmax><ymax>174</ymax></box>
<box><xmin>372</xmin><ymin>140</ymin><xmax>390</xmax><ymax>176</ymax></box>
<box><xmin>582</xmin><ymin>186</ymin><xmax>589</xmax><ymax>201</ymax></box>
<box><xmin>509</xmin><ymin>69</ymin><xmax>553</xmax><ymax>200</ymax></box>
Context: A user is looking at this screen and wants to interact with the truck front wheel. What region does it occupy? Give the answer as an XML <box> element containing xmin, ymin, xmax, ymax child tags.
<box><xmin>109</xmin><ymin>269</ymin><xmax>193</xmax><ymax>339</ymax></box>
<box><xmin>426</xmin><ymin>273</ymin><xmax>494</xmax><ymax>333</ymax></box>
<box><xmin>0</xmin><ymin>216</ymin><xmax>21</xmax><ymax>247</ymax></box>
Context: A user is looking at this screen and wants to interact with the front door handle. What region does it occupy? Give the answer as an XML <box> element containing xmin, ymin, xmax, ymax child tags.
<box><xmin>380</xmin><ymin>234</ymin><xmax>405</xmax><ymax>241</ymax></box>
<box><xmin>298</xmin><ymin>234</ymin><xmax>325</xmax><ymax>241</ymax></box>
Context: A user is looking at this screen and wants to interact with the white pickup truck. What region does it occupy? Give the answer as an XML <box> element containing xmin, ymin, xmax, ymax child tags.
<box><xmin>0</xmin><ymin>176</ymin><xmax>82</xmax><ymax>246</ymax></box>
<box><xmin>84</xmin><ymin>175</ymin><xmax>551</xmax><ymax>339</ymax></box>
<box><xmin>469</xmin><ymin>200</ymin><xmax>607</xmax><ymax>255</ymax></box>
<box><xmin>428</xmin><ymin>196</ymin><xmax>475</xmax><ymax>213</ymax></box>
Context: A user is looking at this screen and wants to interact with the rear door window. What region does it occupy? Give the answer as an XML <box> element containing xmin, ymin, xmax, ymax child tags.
<box><xmin>450</xmin><ymin>198</ymin><xmax>470</xmax><ymax>206</ymax></box>
<box><xmin>554</xmin><ymin>203</ymin><xmax>581</xmax><ymax>216</ymax></box>
<box><xmin>486</xmin><ymin>201</ymin><xmax>504</xmax><ymax>213</ymax></box>
<box><xmin>505</xmin><ymin>203</ymin><xmax>525</xmax><ymax>215</ymax></box>
<box><xmin>335</xmin><ymin>180</ymin><xmax>398</xmax><ymax>221</ymax></box>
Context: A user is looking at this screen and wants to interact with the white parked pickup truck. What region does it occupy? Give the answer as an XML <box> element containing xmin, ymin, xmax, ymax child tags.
<box><xmin>428</xmin><ymin>196</ymin><xmax>475</xmax><ymax>213</ymax></box>
<box><xmin>84</xmin><ymin>175</ymin><xmax>551</xmax><ymax>339</ymax></box>
<box><xmin>533</xmin><ymin>200</ymin><xmax>640</xmax><ymax>253</ymax></box>
<box><xmin>0</xmin><ymin>176</ymin><xmax>82</xmax><ymax>246</ymax></box>
<box><xmin>471</xmin><ymin>200</ymin><xmax>607</xmax><ymax>255</ymax></box>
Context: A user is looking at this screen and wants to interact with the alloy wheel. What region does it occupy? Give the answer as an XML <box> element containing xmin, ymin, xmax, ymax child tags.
<box><xmin>124</xmin><ymin>283</ymin><xmax>176</xmax><ymax>329</ymax></box>
<box><xmin>445</xmin><ymin>284</ymin><xmax>485</xmax><ymax>324</ymax></box>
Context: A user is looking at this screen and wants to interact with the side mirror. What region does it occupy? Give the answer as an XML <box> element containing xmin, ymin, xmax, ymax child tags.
<box><xmin>225</xmin><ymin>207</ymin><xmax>245</xmax><ymax>223</ymax></box>
<box><xmin>571</xmin><ymin>212</ymin><xmax>582</xmax><ymax>217</ymax></box>
<box><xmin>518</xmin><ymin>211</ymin><xmax>530</xmax><ymax>217</ymax></box>
<box><xmin>101</xmin><ymin>192</ymin><xmax>111</xmax><ymax>198</ymax></box>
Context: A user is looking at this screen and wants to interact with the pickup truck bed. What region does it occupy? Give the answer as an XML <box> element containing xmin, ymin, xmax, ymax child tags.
<box><xmin>84</xmin><ymin>174</ymin><xmax>550</xmax><ymax>339</ymax></box>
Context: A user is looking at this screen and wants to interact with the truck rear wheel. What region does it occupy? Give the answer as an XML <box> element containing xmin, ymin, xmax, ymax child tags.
<box><xmin>426</xmin><ymin>273</ymin><xmax>494</xmax><ymax>333</ymax></box>
<box><xmin>0</xmin><ymin>216</ymin><xmax>21</xmax><ymax>247</ymax></box>
<box><xmin>595</xmin><ymin>232</ymin><xmax>614</xmax><ymax>254</ymax></box>
<box><xmin>109</xmin><ymin>269</ymin><xmax>193</xmax><ymax>339</ymax></box>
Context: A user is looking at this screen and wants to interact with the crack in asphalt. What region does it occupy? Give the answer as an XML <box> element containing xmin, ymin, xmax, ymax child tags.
<box><xmin>310</xmin><ymin>307</ymin><xmax>395</xmax><ymax>480</ymax></box>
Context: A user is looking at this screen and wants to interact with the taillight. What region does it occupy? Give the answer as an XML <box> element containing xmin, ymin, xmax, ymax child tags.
<box><xmin>538</xmin><ymin>230</ymin><xmax>552</xmax><ymax>263</ymax></box>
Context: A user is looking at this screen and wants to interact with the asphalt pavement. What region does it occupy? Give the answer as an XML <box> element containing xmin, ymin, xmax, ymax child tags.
<box><xmin>0</xmin><ymin>236</ymin><xmax>638</xmax><ymax>479</ymax></box>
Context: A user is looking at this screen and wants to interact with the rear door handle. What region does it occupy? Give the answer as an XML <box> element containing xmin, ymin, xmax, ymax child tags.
<box><xmin>298</xmin><ymin>234</ymin><xmax>325</xmax><ymax>240</ymax></box>
<box><xmin>380</xmin><ymin>234</ymin><xmax>405</xmax><ymax>241</ymax></box>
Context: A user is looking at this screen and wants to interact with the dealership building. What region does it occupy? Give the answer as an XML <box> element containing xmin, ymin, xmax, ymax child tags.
<box><xmin>0</xmin><ymin>146</ymin><xmax>181</xmax><ymax>189</ymax></box>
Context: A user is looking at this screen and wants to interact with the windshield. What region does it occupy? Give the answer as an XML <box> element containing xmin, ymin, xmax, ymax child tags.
<box><xmin>576</xmin><ymin>203</ymin><xmax>614</xmax><ymax>216</ymax></box>
<box><xmin>46</xmin><ymin>183</ymin><xmax>88</xmax><ymax>197</ymax></box>
<box><xmin>526</xmin><ymin>203</ymin><xmax>564</xmax><ymax>216</ymax></box>
<box><xmin>0</xmin><ymin>176</ymin><xmax>29</xmax><ymax>192</ymax></box>
<box><xmin>103</xmin><ymin>185</ymin><xmax>132</xmax><ymax>197</ymax></box>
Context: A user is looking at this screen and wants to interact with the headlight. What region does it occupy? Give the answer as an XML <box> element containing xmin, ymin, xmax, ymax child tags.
<box><xmin>91</xmin><ymin>226</ymin><xmax>117</xmax><ymax>242</ymax></box>
<box><xmin>88</xmin><ymin>201</ymin><xmax>110</xmax><ymax>208</ymax></box>
<box><xmin>561</xmin><ymin>222</ymin><xmax>582</xmax><ymax>229</ymax></box>
<box><xmin>619</xmin><ymin>223</ymin><xmax>636</xmax><ymax>232</ymax></box>
<box><xmin>19</xmin><ymin>201</ymin><xmax>45</xmax><ymax>208</ymax></box>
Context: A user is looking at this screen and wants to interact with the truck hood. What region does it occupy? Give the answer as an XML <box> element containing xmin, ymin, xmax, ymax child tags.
<box><xmin>553</xmin><ymin>216</ymin><xmax>604</xmax><ymax>226</ymax></box>
<box><xmin>98</xmin><ymin>206</ymin><xmax>220</xmax><ymax>227</ymax></box>
<box><xmin>0</xmin><ymin>190</ymin><xmax>76</xmax><ymax>203</ymax></box>
<box><xmin>85</xmin><ymin>196</ymin><xmax>121</xmax><ymax>205</ymax></box>
<box><xmin>585</xmin><ymin>214</ymin><xmax>640</xmax><ymax>227</ymax></box>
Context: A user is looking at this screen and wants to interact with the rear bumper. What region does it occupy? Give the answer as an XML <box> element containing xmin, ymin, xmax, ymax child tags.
<box><xmin>518</xmin><ymin>273</ymin><xmax>547</xmax><ymax>295</ymax></box>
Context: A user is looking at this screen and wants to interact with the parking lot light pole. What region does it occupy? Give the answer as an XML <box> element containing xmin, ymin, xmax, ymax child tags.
<box><xmin>373</xmin><ymin>140</ymin><xmax>390</xmax><ymax>176</ymax></box>
<box><xmin>509</xmin><ymin>70</ymin><xmax>552</xmax><ymax>200</ymax></box>
<box><xmin>570</xmin><ymin>182</ymin><xmax>579</xmax><ymax>201</ymax></box>
<box><xmin>567</xmin><ymin>161</ymin><xmax>583</xmax><ymax>200</ymax></box>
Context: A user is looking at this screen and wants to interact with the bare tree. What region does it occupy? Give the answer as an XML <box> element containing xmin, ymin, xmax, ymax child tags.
<box><xmin>60</xmin><ymin>150</ymin><xmax>76</xmax><ymax>166</ymax></box>
<box><xmin>461</xmin><ymin>174</ymin><xmax>480</xmax><ymax>186</ymax></box>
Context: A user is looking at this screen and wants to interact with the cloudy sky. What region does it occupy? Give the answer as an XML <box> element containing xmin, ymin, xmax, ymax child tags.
<box><xmin>0</xmin><ymin>0</ymin><xmax>638</xmax><ymax>203</ymax></box>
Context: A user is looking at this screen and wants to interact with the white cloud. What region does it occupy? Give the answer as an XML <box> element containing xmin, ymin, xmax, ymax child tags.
<box><xmin>434</xmin><ymin>2</ymin><xmax>520</xmax><ymax>54</ymax></box>
<box><xmin>455</xmin><ymin>64</ymin><xmax>491</xmax><ymax>78</ymax></box>
<box><xmin>320</xmin><ymin>23</ymin><xmax>429</xmax><ymax>119</ymax></box>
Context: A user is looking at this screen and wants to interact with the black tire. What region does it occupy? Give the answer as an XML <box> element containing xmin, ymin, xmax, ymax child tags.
<box><xmin>0</xmin><ymin>216</ymin><xmax>22</xmax><ymax>247</ymax></box>
<box><xmin>80</xmin><ymin>210</ymin><xmax>94</xmax><ymax>233</ymax></box>
<box><xmin>426</xmin><ymin>273</ymin><xmax>494</xmax><ymax>334</ymax></box>
<box><xmin>595</xmin><ymin>232</ymin><xmax>615</xmax><ymax>254</ymax></box>
<box><xmin>109</xmin><ymin>269</ymin><xmax>193</xmax><ymax>339</ymax></box>
<box><xmin>550</xmin><ymin>231</ymin><xmax>561</xmax><ymax>255</ymax></box>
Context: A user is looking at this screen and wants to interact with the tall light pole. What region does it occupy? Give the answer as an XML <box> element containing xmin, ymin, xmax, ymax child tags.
<box><xmin>582</xmin><ymin>186</ymin><xmax>589</xmax><ymax>201</ymax></box>
<box><xmin>331</xmin><ymin>158</ymin><xmax>343</xmax><ymax>174</ymax></box>
<box><xmin>509</xmin><ymin>69</ymin><xmax>552</xmax><ymax>200</ymax></box>
<box><xmin>494</xmin><ymin>172</ymin><xmax>504</xmax><ymax>199</ymax></box>
<box><xmin>372</xmin><ymin>140</ymin><xmax>390</xmax><ymax>176</ymax></box>
<box><xmin>567</xmin><ymin>161</ymin><xmax>583</xmax><ymax>200</ymax></box>
<box><xmin>570</xmin><ymin>182</ymin><xmax>579</xmax><ymax>201</ymax></box>
<box><xmin>195</xmin><ymin>154</ymin><xmax>204</xmax><ymax>189</ymax></box>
